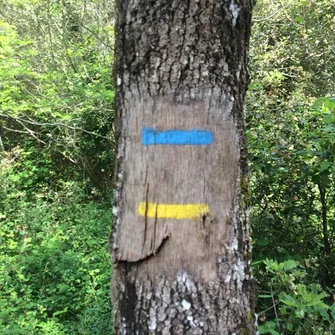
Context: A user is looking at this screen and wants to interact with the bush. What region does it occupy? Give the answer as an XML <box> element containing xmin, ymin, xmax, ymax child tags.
<box><xmin>0</xmin><ymin>155</ymin><xmax>112</xmax><ymax>334</ymax></box>
<box><xmin>255</xmin><ymin>259</ymin><xmax>335</xmax><ymax>335</ymax></box>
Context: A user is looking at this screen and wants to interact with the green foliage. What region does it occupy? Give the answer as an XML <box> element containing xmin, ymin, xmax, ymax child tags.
<box><xmin>255</xmin><ymin>259</ymin><xmax>335</xmax><ymax>335</ymax></box>
<box><xmin>248</xmin><ymin>0</ymin><xmax>335</xmax><ymax>333</ymax></box>
<box><xmin>0</xmin><ymin>154</ymin><xmax>113</xmax><ymax>334</ymax></box>
<box><xmin>1</xmin><ymin>0</ymin><xmax>335</xmax><ymax>333</ymax></box>
<box><xmin>0</xmin><ymin>1</ymin><xmax>115</xmax><ymax>333</ymax></box>
<box><xmin>249</xmin><ymin>0</ymin><xmax>335</xmax><ymax>283</ymax></box>
<box><xmin>0</xmin><ymin>0</ymin><xmax>115</xmax><ymax>201</ymax></box>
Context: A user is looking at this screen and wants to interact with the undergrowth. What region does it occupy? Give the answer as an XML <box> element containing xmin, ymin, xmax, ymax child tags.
<box><xmin>0</xmin><ymin>151</ymin><xmax>113</xmax><ymax>334</ymax></box>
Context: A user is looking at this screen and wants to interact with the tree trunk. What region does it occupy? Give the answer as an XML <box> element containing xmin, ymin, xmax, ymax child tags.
<box><xmin>110</xmin><ymin>0</ymin><xmax>255</xmax><ymax>334</ymax></box>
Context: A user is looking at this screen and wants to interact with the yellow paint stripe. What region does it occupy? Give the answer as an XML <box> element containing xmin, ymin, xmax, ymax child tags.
<box><xmin>138</xmin><ymin>202</ymin><xmax>210</xmax><ymax>220</ymax></box>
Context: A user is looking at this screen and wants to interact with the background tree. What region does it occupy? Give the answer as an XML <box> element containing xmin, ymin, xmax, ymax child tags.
<box><xmin>111</xmin><ymin>0</ymin><xmax>255</xmax><ymax>333</ymax></box>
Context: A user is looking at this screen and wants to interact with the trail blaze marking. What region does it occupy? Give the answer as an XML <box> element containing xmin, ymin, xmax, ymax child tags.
<box><xmin>138</xmin><ymin>202</ymin><xmax>210</xmax><ymax>220</ymax></box>
<box><xmin>142</xmin><ymin>128</ymin><xmax>213</xmax><ymax>146</ymax></box>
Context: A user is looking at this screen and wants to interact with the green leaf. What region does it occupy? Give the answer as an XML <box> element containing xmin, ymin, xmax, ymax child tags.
<box><xmin>296</xmin><ymin>16</ymin><xmax>304</xmax><ymax>24</ymax></box>
<box><xmin>287</xmin><ymin>322</ymin><xmax>293</xmax><ymax>331</ymax></box>
<box><xmin>282</xmin><ymin>260</ymin><xmax>298</xmax><ymax>271</ymax></box>
<box><xmin>258</xmin><ymin>325</ymin><xmax>269</xmax><ymax>334</ymax></box>
<box><xmin>280</xmin><ymin>294</ymin><xmax>296</xmax><ymax>306</ymax></box>
<box><xmin>258</xmin><ymin>294</ymin><xmax>272</xmax><ymax>298</ymax></box>
<box><xmin>256</xmin><ymin>238</ymin><xmax>269</xmax><ymax>246</ymax></box>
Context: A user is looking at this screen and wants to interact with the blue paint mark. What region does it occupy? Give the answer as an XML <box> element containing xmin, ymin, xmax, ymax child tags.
<box><xmin>142</xmin><ymin>128</ymin><xmax>213</xmax><ymax>146</ymax></box>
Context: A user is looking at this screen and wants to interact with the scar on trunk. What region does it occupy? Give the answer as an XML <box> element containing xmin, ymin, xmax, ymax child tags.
<box><xmin>142</xmin><ymin>165</ymin><xmax>149</xmax><ymax>251</ymax></box>
<box><xmin>119</xmin><ymin>230</ymin><xmax>170</xmax><ymax>263</ymax></box>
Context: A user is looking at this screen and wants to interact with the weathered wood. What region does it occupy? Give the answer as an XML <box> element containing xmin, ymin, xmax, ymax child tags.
<box><xmin>111</xmin><ymin>0</ymin><xmax>255</xmax><ymax>333</ymax></box>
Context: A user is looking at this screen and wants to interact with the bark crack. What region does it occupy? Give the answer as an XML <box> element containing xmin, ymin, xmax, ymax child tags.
<box><xmin>142</xmin><ymin>181</ymin><xmax>150</xmax><ymax>251</ymax></box>
<box><xmin>118</xmin><ymin>231</ymin><xmax>170</xmax><ymax>263</ymax></box>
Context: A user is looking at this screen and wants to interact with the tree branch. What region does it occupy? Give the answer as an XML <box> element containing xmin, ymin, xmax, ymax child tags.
<box><xmin>0</xmin><ymin>112</ymin><xmax>112</xmax><ymax>140</ymax></box>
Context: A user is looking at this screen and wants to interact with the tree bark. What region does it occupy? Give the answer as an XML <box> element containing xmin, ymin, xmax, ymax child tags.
<box><xmin>111</xmin><ymin>0</ymin><xmax>255</xmax><ymax>334</ymax></box>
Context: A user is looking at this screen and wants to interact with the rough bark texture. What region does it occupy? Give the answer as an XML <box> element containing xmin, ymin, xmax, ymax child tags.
<box><xmin>111</xmin><ymin>0</ymin><xmax>255</xmax><ymax>334</ymax></box>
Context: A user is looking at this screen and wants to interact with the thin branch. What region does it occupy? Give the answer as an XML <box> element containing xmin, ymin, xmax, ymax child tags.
<box><xmin>2</xmin><ymin>126</ymin><xmax>30</xmax><ymax>134</ymax></box>
<box><xmin>252</xmin><ymin>4</ymin><xmax>290</xmax><ymax>23</ymax></box>
<box><xmin>270</xmin><ymin>286</ymin><xmax>280</xmax><ymax>330</ymax></box>
<box><xmin>80</xmin><ymin>22</ymin><xmax>114</xmax><ymax>50</ymax></box>
<box><xmin>10</xmin><ymin>117</ymin><xmax>47</xmax><ymax>145</ymax></box>
<box><xmin>2</xmin><ymin>126</ymin><xmax>46</xmax><ymax>146</ymax></box>
<box><xmin>0</xmin><ymin>134</ymin><xmax>4</xmax><ymax>151</ymax></box>
<box><xmin>0</xmin><ymin>112</ymin><xmax>111</xmax><ymax>140</ymax></box>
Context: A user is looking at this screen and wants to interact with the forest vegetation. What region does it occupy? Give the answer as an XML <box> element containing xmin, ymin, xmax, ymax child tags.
<box><xmin>0</xmin><ymin>0</ymin><xmax>335</xmax><ymax>334</ymax></box>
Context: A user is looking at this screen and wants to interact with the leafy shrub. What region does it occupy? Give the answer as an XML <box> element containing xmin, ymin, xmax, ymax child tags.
<box><xmin>255</xmin><ymin>259</ymin><xmax>335</xmax><ymax>335</ymax></box>
<box><xmin>0</xmin><ymin>156</ymin><xmax>112</xmax><ymax>334</ymax></box>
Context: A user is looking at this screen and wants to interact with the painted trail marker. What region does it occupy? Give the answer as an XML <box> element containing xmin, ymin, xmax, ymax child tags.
<box><xmin>114</xmin><ymin>104</ymin><xmax>239</xmax><ymax>276</ymax></box>
<box><xmin>138</xmin><ymin>202</ymin><xmax>210</xmax><ymax>220</ymax></box>
<box><xmin>139</xmin><ymin>127</ymin><xmax>212</xmax><ymax>222</ymax></box>
<box><xmin>142</xmin><ymin>128</ymin><xmax>213</xmax><ymax>146</ymax></box>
